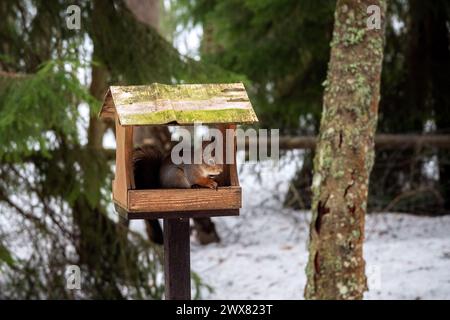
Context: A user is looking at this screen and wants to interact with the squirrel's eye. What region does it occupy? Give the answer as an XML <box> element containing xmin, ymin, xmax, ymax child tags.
<box><xmin>208</xmin><ymin>158</ymin><xmax>215</xmax><ymax>165</ymax></box>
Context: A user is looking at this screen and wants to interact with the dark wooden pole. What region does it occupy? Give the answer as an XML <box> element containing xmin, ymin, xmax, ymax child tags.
<box><xmin>163</xmin><ymin>217</ymin><xmax>191</xmax><ymax>300</ymax></box>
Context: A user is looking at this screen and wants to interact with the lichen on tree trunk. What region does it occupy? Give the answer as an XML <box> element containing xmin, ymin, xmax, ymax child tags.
<box><xmin>304</xmin><ymin>0</ymin><xmax>386</xmax><ymax>300</ymax></box>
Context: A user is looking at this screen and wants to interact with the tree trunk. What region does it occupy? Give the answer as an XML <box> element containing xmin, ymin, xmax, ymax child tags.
<box><xmin>305</xmin><ymin>0</ymin><xmax>386</xmax><ymax>299</ymax></box>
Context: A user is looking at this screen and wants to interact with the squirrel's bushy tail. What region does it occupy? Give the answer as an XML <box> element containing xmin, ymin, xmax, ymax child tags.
<box><xmin>133</xmin><ymin>145</ymin><xmax>163</xmax><ymax>189</ymax></box>
<box><xmin>133</xmin><ymin>145</ymin><xmax>164</xmax><ymax>245</ymax></box>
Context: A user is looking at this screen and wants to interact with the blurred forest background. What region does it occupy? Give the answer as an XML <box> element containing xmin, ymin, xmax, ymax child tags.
<box><xmin>0</xmin><ymin>0</ymin><xmax>449</xmax><ymax>299</ymax></box>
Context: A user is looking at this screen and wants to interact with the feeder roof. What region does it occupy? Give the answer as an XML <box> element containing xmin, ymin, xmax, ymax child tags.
<box><xmin>99</xmin><ymin>83</ymin><xmax>258</xmax><ymax>125</ymax></box>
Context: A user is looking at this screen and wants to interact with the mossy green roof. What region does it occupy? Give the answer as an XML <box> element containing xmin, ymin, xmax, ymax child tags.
<box><xmin>99</xmin><ymin>83</ymin><xmax>258</xmax><ymax>125</ymax></box>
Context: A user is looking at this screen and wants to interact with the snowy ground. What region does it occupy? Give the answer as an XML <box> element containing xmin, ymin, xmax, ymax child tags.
<box><xmin>191</xmin><ymin>210</ymin><xmax>450</xmax><ymax>300</ymax></box>
<box><xmin>188</xmin><ymin>152</ymin><xmax>450</xmax><ymax>300</ymax></box>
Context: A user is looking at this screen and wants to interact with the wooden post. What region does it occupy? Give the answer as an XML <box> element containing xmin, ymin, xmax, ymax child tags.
<box><xmin>163</xmin><ymin>218</ymin><xmax>191</xmax><ymax>300</ymax></box>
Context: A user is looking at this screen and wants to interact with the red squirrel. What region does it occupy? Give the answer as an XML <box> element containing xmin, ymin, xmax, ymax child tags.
<box><xmin>133</xmin><ymin>144</ymin><xmax>223</xmax><ymax>190</ymax></box>
<box><xmin>133</xmin><ymin>144</ymin><xmax>222</xmax><ymax>245</ymax></box>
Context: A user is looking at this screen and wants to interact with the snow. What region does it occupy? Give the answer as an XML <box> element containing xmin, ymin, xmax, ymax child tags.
<box><xmin>189</xmin><ymin>152</ymin><xmax>450</xmax><ymax>300</ymax></box>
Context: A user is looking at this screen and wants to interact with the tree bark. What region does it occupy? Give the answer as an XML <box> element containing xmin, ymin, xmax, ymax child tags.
<box><xmin>305</xmin><ymin>0</ymin><xmax>386</xmax><ymax>299</ymax></box>
<box><xmin>87</xmin><ymin>62</ymin><xmax>108</xmax><ymax>148</ymax></box>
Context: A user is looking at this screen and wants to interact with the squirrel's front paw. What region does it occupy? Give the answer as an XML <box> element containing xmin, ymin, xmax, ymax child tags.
<box><xmin>207</xmin><ymin>180</ymin><xmax>218</xmax><ymax>190</ymax></box>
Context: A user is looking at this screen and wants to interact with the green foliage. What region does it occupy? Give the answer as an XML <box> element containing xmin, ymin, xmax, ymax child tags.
<box><xmin>0</xmin><ymin>58</ymin><xmax>96</xmax><ymax>161</ymax></box>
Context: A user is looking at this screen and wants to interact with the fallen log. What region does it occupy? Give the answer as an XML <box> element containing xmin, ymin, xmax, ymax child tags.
<box><xmin>273</xmin><ymin>134</ymin><xmax>450</xmax><ymax>150</ymax></box>
<box><xmin>102</xmin><ymin>134</ymin><xmax>450</xmax><ymax>161</ymax></box>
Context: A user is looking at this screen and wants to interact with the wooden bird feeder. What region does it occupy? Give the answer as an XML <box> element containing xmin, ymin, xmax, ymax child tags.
<box><xmin>99</xmin><ymin>83</ymin><xmax>258</xmax><ymax>300</ymax></box>
<box><xmin>100</xmin><ymin>82</ymin><xmax>257</xmax><ymax>299</ymax></box>
<box><xmin>100</xmin><ymin>83</ymin><xmax>257</xmax><ymax>299</ymax></box>
<box><xmin>99</xmin><ymin>83</ymin><xmax>258</xmax><ymax>221</ymax></box>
